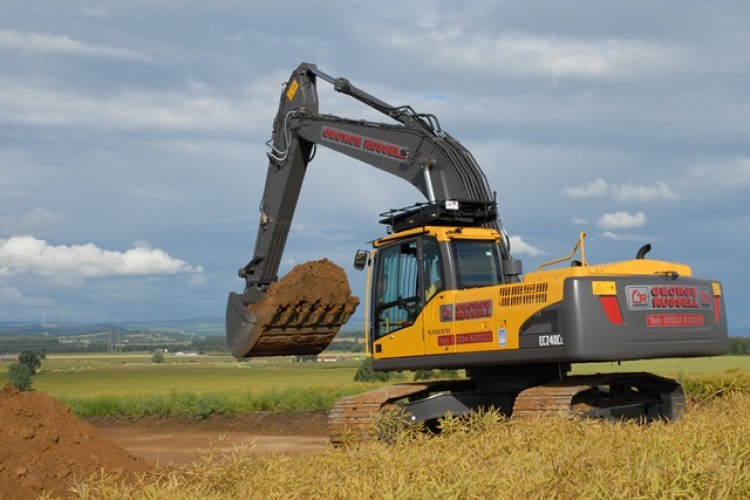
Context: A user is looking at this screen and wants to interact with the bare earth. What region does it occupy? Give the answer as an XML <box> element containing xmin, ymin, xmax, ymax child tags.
<box><xmin>1</xmin><ymin>382</ymin><xmax>328</xmax><ymax>499</ymax></box>
<box><xmin>90</xmin><ymin>412</ymin><xmax>330</xmax><ymax>466</ymax></box>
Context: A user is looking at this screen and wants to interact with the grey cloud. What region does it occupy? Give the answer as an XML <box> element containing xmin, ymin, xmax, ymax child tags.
<box><xmin>0</xmin><ymin>209</ymin><xmax>67</xmax><ymax>236</ymax></box>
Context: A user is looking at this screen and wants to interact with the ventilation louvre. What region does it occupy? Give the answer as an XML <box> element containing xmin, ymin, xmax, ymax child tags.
<box><xmin>499</xmin><ymin>282</ymin><xmax>549</xmax><ymax>306</ymax></box>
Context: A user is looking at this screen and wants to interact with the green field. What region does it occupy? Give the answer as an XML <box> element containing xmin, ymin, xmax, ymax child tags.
<box><xmin>7</xmin><ymin>352</ymin><xmax>750</xmax><ymax>417</ymax></box>
<box><xmin>18</xmin><ymin>353</ymin><xmax>366</xmax><ymax>416</ymax></box>
<box><xmin>32</xmin><ymin>352</ymin><xmax>750</xmax><ymax>398</ymax></box>
<box><xmin>572</xmin><ymin>355</ymin><xmax>750</xmax><ymax>376</ymax></box>
<box><xmin>35</xmin><ymin>354</ymin><xmax>363</xmax><ymax>398</ymax></box>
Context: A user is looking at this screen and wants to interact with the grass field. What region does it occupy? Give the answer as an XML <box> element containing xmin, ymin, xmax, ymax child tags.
<box><xmin>33</xmin><ymin>352</ymin><xmax>750</xmax><ymax>397</ymax></box>
<box><xmin>35</xmin><ymin>354</ymin><xmax>363</xmax><ymax>398</ymax></box>
<box><xmin>573</xmin><ymin>355</ymin><xmax>750</xmax><ymax>376</ymax></box>
<box><xmin>11</xmin><ymin>352</ymin><xmax>750</xmax><ymax>417</ymax></box>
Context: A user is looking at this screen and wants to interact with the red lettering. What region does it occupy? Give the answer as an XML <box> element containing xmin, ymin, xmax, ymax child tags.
<box><xmin>647</xmin><ymin>314</ymin><xmax>705</xmax><ymax>328</ymax></box>
<box><xmin>438</xmin><ymin>335</ymin><xmax>455</xmax><ymax>346</ymax></box>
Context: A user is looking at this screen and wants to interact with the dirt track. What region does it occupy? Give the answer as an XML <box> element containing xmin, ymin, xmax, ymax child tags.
<box><xmin>90</xmin><ymin>412</ymin><xmax>330</xmax><ymax>466</ymax></box>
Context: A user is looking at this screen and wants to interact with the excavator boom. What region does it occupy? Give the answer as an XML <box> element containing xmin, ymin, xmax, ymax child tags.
<box><xmin>227</xmin><ymin>63</ymin><xmax>520</xmax><ymax>357</ymax></box>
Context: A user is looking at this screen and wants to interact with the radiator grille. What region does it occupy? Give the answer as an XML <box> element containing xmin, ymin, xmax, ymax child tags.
<box><xmin>520</xmin><ymin>309</ymin><xmax>559</xmax><ymax>336</ymax></box>
<box><xmin>499</xmin><ymin>282</ymin><xmax>549</xmax><ymax>307</ymax></box>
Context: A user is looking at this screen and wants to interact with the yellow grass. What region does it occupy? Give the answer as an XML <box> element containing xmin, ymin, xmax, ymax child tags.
<box><xmin>73</xmin><ymin>392</ymin><xmax>750</xmax><ymax>499</ymax></box>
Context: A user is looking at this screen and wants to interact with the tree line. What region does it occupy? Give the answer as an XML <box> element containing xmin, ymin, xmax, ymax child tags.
<box><xmin>729</xmin><ymin>337</ymin><xmax>750</xmax><ymax>355</ymax></box>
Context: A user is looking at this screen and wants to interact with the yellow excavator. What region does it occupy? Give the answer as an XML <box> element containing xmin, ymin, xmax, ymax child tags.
<box><xmin>226</xmin><ymin>63</ymin><xmax>729</xmax><ymax>443</ymax></box>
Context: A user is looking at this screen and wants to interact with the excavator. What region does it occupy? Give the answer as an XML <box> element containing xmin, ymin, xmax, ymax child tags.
<box><xmin>227</xmin><ymin>63</ymin><xmax>729</xmax><ymax>443</ymax></box>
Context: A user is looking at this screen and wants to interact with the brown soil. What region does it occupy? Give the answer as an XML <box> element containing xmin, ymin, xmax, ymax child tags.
<box><xmin>244</xmin><ymin>259</ymin><xmax>360</xmax><ymax>356</ymax></box>
<box><xmin>91</xmin><ymin>412</ymin><xmax>329</xmax><ymax>466</ymax></box>
<box><xmin>262</xmin><ymin>259</ymin><xmax>358</xmax><ymax>304</ymax></box>
<box><xmin>250</xmin><ymin>258</ymin><xmax>360</xmax><ymax>319</ymax></box>
<box><xmin>0</xmin><ymin>384</ymin><xmax>152</xmax><ymax>500</ymax></box>
<box><xmin>0</xmin><ymin>384</ymin><xmax>329</xmax><ymax>498</ymax></box>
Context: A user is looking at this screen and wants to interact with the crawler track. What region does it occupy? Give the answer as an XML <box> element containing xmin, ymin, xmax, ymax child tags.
<box><xmin>328</xmin><ymin>383</ymin><xmax>431</xmax><ymax>445</ymax></box>
<box><xmin>513</xmin><ymin>372</ymin><xmax>685</xmax><ymax>421</ymax></box>
<box><xmin>328</xmin><ymin>372</ymin><xmax>684</xmax><ymax>444</ymax></box>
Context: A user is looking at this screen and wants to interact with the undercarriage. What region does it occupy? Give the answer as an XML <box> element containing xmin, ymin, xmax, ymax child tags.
<box><xmin>328</xmin><ymin>371</ymin><xmax>685</xmax><ymax>445</ymax></box>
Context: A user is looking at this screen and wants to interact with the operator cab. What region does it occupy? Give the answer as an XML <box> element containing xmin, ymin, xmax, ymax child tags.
<box><xmin>355</xmin><ymin>200</ymin><xmax>514</xmax><ymax>341</ymax></box>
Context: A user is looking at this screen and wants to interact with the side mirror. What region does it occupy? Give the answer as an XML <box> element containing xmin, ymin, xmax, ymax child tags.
<box><xmin>353</xmin><ymin>249</ymin><xmax>369</xmax><ymax>270</ymax></box>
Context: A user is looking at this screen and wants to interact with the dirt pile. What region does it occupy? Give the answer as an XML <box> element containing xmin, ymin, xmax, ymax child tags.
<box><xmin>241</xmin><ymin>259</ymin><xmax>360</xmax><ymax>357</ymax></box>
<box><xmin>260</xmin><ymin>258</ymin><xmax>359</xmax><ymax>307</ymax></box>
<box><xmin>0</xmin><ymin>384</ymin><xmax>152</xmax><ymax>500</ymax></box>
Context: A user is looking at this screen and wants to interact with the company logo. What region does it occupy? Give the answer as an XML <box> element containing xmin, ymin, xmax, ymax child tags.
<box><xmin>629</xmin><ymin>287</ymin><xmax>649</xmax><ymax>308</ymax></box>
<box><xmin>440</xmin><ymin>300</ymin><xmax>493</xmax><ymax>322</ymax></box>
<box><xmin>626</xmin><ymin>285</ymin><xmax>712</xmax><ymax>310</ymax></box>
<box><xmin>440</xmin><ymin>305</ymin><xmax>454</xmax><ymax>322</ymax></box>
<box><xmin>455</xmin><ymin>300</ymin><xmax>492</xmax><ymax>320</ymax></box>
<box><xmin>320</xmin><ymin>127</ymin><xmax>409</xmax><ymax>160</ymax></box>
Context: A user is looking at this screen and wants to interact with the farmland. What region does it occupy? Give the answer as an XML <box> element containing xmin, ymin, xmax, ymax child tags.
<box><xmin>30</xmin><ymin>353</ymin><xmax>368</xmax><ymax>417</ymax></box>
<box><xmin>35</xmin><ymin>354</ymin><xmax>363</xmax><ymax>399</ymax></box>
<box><xmin>6</xmin><ymin>352</ymin><xmax>750</xmax><ymax>498</ymax></box>
<box><xmin>17</xmin><ymin>352</ymin><xmax>750</xmax><ymax>418</ymax></box>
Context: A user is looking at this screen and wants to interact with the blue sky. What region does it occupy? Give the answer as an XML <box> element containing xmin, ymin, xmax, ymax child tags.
<box><xmin>0</xmin><ymin>1</ymin><xmax>748</xmax><ymax>334</ymax></box>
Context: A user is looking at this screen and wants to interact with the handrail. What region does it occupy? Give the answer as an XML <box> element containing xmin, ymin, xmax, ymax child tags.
<box><xmin>537</xmin><ymin>231</ymin><xmax>587</xmax><ymax>271</ymax></box>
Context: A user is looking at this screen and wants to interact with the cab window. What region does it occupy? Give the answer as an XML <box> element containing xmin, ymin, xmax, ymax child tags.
<box><xmin>452</xmin><ymin>239</ymin><xmax>502</xmax><ymax>288</ymax></box>
<box><xmin>373</xmin><ymin>239</ymin><xmax>420</xmax><ymax>337</ymax></box>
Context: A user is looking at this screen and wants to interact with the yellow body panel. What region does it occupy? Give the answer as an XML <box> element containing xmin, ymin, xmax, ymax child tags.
<box><xmin>373</xmin><ymin>321</ymin><xmax>424</xmax><ymax>358</ymax></box>
<box><xmin>371</xmin><ymin>230</ymin><xmax>696</xmax><ymax>361</ymax></box>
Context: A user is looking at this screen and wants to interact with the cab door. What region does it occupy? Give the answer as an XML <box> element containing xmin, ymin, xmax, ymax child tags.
<box><xmin>421</xmin><ymin>236</ymin><xmax>456</xmax><ymax>355</ymax></box>
<box><xmin>370</xmin><ymin>238</ymin><xmax>423</xmax><ymax>357</ymax></box>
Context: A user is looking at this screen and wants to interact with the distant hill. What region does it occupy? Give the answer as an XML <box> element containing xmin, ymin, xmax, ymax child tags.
<box><xmin>0</xmin><ymin>317</ymin><xmax>225</xmax><ymax>337</ymax></box>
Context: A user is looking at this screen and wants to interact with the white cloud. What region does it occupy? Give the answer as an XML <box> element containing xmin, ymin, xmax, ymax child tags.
<box><xmin>0</xmin><ymin>236</ymin><xmax>202</xmax><ymax>278</ymax></box>
<box><xmin>597</xmin><ymin>211</ymin><xmax>647</xmax><ymax>230</ymax></box>
<box><xmin>509</xmin><ymin>235</ymin><xmax>544</xmax><ymax>257</ymax></box>
<box><xmin>616</xmin><ymin>181</ymin><xmax>677</xmax><ymax>201</ymax></box>
<box><xmin>0</xmin><ymin>29</ymin><xmax>150</xmax><ymax>61</ymax></box>
<box><xmin>564</xmin><ymin>178</ymin><xmax>609</xmax><ymax>198</ymax></box>
<box><xmin>600</xmin><ymin>231</ymin><xmax>657</xmax><ymax>242</ymax></box>
<box><xmin>563</xmin><ymin>178</ymin><xmax>677</xmax><ymax>202</ymax></box>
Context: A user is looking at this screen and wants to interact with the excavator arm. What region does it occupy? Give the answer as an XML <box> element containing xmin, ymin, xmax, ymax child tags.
<box><xmin>227</xmin><ymin>62</ymin><xmax>520</xmax><ymax>357</ymax></box>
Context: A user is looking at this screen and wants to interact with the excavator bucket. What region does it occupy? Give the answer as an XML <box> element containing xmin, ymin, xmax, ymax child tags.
<box><xmin>226</xmin><ymin>259</ymin><xmax>360</xmax><ymax>358</ymax></box>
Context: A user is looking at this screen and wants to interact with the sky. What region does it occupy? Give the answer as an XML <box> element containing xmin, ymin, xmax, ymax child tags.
<box><xmin>0</xmin><ymin>1</ymin><xmax>748</xmax><ymax>334</ymax></box>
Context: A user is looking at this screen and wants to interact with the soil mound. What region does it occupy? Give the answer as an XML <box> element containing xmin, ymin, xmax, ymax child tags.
<box><xmin>0</xmin><ymin>384</ymin><xmax>152</xmax><ymax>500</ymax></box>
